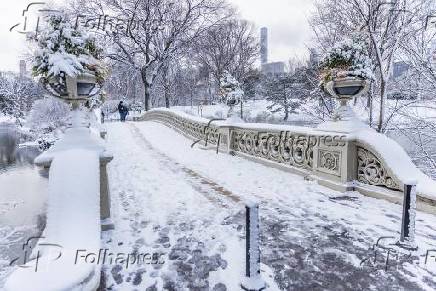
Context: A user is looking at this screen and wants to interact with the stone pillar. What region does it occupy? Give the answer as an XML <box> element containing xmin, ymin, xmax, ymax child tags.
<box><xmin>100</xmin><ymin>154</ymin><xmax>114</xmax><ymax>231</ymax></box>
<box><xmin>399</xmin><ymin>182</ymin><xmax>417</xmax><ymax>248</ymax></box>
<box><xmin>35</xmin><ymin>152</ymin><xmax>114</xmax><ymax>231</ymax></box>
<box><xmin>241</xmin><ymin>202</ymin><xmax>266</xmax><ymax>291</ymax></box>
<box><xmin>218</xmin><ymin>126</ymin><xmax>232</xmax><ymax>153</ymax></box>
<box><xmin>313</xmin><ymin>135</ymin><xmax>356</xmax><ymax>192</ymax></box>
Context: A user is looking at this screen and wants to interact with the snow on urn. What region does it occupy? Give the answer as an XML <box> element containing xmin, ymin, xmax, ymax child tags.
<box><xmin>318</xmin><ymin>37</ymin><xmax>374</xmax><ymax>132</ymax></box>
<box><xmin>31</xmin><ymin>14</ymin><xmax>107</xmax><ymax>106</ymax></box>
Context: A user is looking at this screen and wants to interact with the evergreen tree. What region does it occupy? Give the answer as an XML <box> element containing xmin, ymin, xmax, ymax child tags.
<box><xmin>219</xmin><ymin>71</ymin><xmax>244</xmax><ymax>106</ymax></box>
<box><xmin>31</xmin><ymin>13</ymin><xmax>107</xmax><ymax>84</ymax></box>
<box><xmin>264</xmin><ymin>73</ymin><xmax>301</xmax><ymax>121</ymax></box>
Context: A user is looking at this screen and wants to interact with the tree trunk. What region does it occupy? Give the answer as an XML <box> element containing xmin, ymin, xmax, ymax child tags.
<box><xmin>165</xmin><ymin>92</ymin><xmax>170</xmax><ymax>108</ymax></box>
<box><xmin>284</xmin><ymin>109</ymin><xmax>289</xmax><ymax>121</ymax></box>
<box><xmin>283</xmin><ymin>83</ymin><xmax>288</xmax><ymax>121</ymax></box>
<box><xmin>141</xmin><ymin>68</ymin><xmax>150</xmax><ymax>111</ymax></box>
<box><xmin>240</xmin><ymin>101</ymin><xmax>243</xmax><ymax>119</ymax></box>
<box><xmin>144</xmin><ymin>83</ymin><xmax>150</xmax><ymax>111</ymax></box>
<box><xmin>377</xmin><ymin>77</ymin><xmax>387</xmax><ymax>132</ymax></box>
<box><xmin>367</xmin><ymin>83</ymin><xmax>373</xmax><ymax>127</ymax></box>
<box><xmin>163</xmin><ymin>64</ymin><xmax>170</xmax><ymax>109</ymax></box>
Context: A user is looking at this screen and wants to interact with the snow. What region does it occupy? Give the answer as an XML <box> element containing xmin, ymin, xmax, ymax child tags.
<box><xmin>219</xmin><ymin>71</ymin><xmax>244</xmax><ymax>107</ymax></box>
<box><xmin>46</xmin><ymin>52</ymin><xmax>84</xmax><ymax>77</ymax></box>
<box><xmin>34</xmin><ymin>124</ymin><xmax>110</xmax><ymax>165</ymax></box>
<box><xmin>351</xmin><ymin>128</ymin><xmax>436</xmax><ymax>200</ymax></box>
<box><xmin>4</xmin><ymin>149</ymin><xmax>101</xmax><ymax>291</ymax></box>
<box><xmin>320</xmin><ymin>36</ymin><xmax>375</xmax><ymax>81</ymax></box>
<box><xmin>0</xmin><ymin>113</ymin><xmax>15</xmax><ymax>124</ymax></box>
<box><xmin>317</xmin><ymin>116</ymin><xmax>368</xmax><ymax>133</ymax></box>
<box><xmin>32</xmin><ymin>13</ymin><xmax>106</xmax><ymax>81</ymax></box>
<box><xmin>173</xmin><ymin>100</ymin><xmax>319</xmax><ymax>126</ymax></box>
<box><xmin>102</xmin><ymin>121</ymin><xmax>436</xmax><ymax>289</ymax></box>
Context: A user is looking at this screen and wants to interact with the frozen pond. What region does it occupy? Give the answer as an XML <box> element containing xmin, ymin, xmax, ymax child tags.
<box><xmin>0</xmin><ymin>123</ymin><xmax>48</xmax><ymax>286</ymax></box>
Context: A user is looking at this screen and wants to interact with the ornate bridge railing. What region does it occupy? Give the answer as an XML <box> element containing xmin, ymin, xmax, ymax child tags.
<box><xmin>141</xmin><ymin>109</ymin><xmax>222</xmax><ymax>146</ymax></box>
<box><xmin>140</xmin><ymin>109</ymin><xmax>436</xmax><ymax>214</ymax></box>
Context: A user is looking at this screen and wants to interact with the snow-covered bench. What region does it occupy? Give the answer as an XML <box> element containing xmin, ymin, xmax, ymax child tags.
<box><xmin>140</xmin><ymin>108</ymin><xmax>436</xmax><ymax>214</ymax></box>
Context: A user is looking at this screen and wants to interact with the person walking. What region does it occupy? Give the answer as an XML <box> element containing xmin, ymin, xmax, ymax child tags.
<box><xmin>118</xmin><ymin>101</ymin><xmax>125</xmax><ymax>122</ymax></box>
<box><xmin>118</xmin><ymin>101</ymin><xmax>129</xmax><ymax>122</ymax></box>
<box><xmin>123</xmin><ymin>104</ymin><xmax>129</xmax><ymax>121</ymax></box>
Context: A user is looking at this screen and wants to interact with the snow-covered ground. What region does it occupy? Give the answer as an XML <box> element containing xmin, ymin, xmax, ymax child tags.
<box><xmin>104</xmin><ymin>121</ymin><xmax>436</xmax><ymax>290</ymax></box>
<box><xmin>173</xmin><ymin>100</ymin><xmax>320</xmax><ymax>127</ymax></box>
<box><xmin>0</xmin><ymin>114</ymin><xmax>15</xmax><ymax>124</ymax></box>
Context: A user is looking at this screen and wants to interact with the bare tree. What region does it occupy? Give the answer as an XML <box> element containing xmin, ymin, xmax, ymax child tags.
<box><xmin>193</xmin><ymin>18</ymin><xmax>259</xmax><ymax>90</ymax></box>
<box><xmin>311</xmin><ymin>0</ymin><xmax>432</xmax><ymax>132</ymax></box>
<box><xmin>75</xmin><ymin>0</ymin><xmax>229</xmax><ymax>111</ymax></box>
<box><xmin>0</xmin><ymin>74</ymin><xmax>42</xmax><ymax>125</ymax></box>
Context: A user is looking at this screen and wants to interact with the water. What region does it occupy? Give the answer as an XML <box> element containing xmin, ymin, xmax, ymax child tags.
<box><xmin>0</xmin><ymin>123</ymin><xmax>48</xmax><ymax>285</ymax></box>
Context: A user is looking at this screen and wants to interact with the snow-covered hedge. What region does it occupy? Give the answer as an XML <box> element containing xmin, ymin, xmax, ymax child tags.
<box><xmin>31</xmin><ymin>13</ymin><xmax>107</xmax><ymax>84</ymax></box>
<box><xmin>219</xmin><ymin>71</ymin><xmax>244</xmax><ymax>106</ymax></box>
<box><xmin>320</xmin><ymin>37</ymin><xmax>374</xmax><ymax>83</ymax></box>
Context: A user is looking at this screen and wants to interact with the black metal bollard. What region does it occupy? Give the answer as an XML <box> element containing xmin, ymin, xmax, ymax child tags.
<box><xmin>241</xmin><ymin>202</ymin><xmax>266</xmax><ymax>291</ymax></box>
<box><xmin>400</xmin><ymin>182</ymin><xmax>417</xmax><ymax>245</ymax></box>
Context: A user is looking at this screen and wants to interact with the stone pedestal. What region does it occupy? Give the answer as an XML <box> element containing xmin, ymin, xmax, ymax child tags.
<box><xmin>100</xmin><ymin>154</ymin><xmax>114</xmax><ymax>230</ymax></box>
<box><xmin>34</xmin><ymin>125</ymin><xmax>114</xmax><ymax>231</ymax></box>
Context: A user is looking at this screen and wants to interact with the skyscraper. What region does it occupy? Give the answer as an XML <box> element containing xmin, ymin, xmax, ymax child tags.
<box><xmin>260</xmin><ymin>27</ymin><xmax>285</xmax><ymax>75</ymax></box>
<box><xmin>260</xmin><ymin>27</ymin><xmax>268</xmax><ymax>64</ymax></box>
<box><xmin>19</xmin><ymin>60</ymin><xmax>27</xmax><ymax>78</ymax></box>
<box><xmin>432</xmin><ymin>40</ymin><xmax>436</xmax><ymax>65</ymax></box>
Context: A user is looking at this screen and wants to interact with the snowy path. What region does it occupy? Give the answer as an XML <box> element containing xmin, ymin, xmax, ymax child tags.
<box><xmin>104</xmin><ymin>121</ymin><xmax>436</xmax><ymax>290</ymax></box>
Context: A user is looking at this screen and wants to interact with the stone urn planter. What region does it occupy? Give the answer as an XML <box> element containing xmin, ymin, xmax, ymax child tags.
<box><xmin>325</xmin><ymin>77</ymin><xmax>369</xmax><ymax>101</ymax></box>
<box><xmin>318</xmin><ymin>76</ymin><xmax>370</xmax><ymax>133</ymax></box>
<box><xmin>316</xmin><ymin>37</ymin><xmax>374</xmax><ymax>133</ymax></box>
<box><xmin>44</xmin><ymin>70</ymin><xmax>99</xmax><ymax>102</ymax></box>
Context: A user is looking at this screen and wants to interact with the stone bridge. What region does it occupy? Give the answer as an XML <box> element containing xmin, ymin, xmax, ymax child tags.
<box><xmin>4</xmin><ymin>109</ymin><xmax>436</xmax><ymax>290</ymax></box>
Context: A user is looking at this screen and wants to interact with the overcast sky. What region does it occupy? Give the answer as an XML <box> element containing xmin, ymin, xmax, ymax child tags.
<box><xmin>0</xmin><ymin>0</ymin><xmax>315</xmax><ymax>72</ymax></box>
<box><xmin>229</xmin><ymin>0</ymin><xmax>315</xmax><ymax>63</ymax></box>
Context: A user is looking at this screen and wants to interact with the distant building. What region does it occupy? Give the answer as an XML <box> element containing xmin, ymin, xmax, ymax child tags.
<box><xmin>0</xmin><ymin>71</ymin><xmax>18</xmax><ymax>80</ymax></box>
<box><xmin>259</xmin><ymin>27</ymin><xmax>285</xmax><ymax>75</ymax></box>
<box><xmin>309</xmin><ymin>48</ymin><xmax>320</xmax><ymax>67</ymax></box>
<box><xmin>391</xmin><ymin>61</ymin><xmax>409</xmax><ymax>80</ymax></box>
<box><xmin>19</xmin><ymin>60</ymin><xmax>27</xmax><ymax>78</ymax></box>
<box><xmin>261</xmin><ymin>62</ymin><xmax>285</xmax><ymax>75</ymax></box>
<box><xmin>260</xmin><ymin>27</ymin><xmax>268</xmax><ymax>65</ymax></box>
<box><xmin>431</xmin><ymin>40</ymin><xmax>436</xmax><ymax>66</ymax></box>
